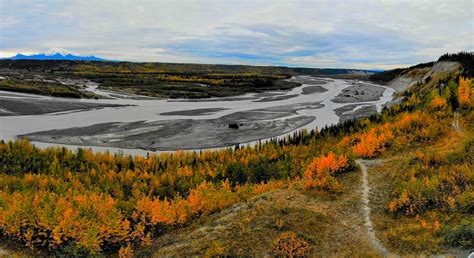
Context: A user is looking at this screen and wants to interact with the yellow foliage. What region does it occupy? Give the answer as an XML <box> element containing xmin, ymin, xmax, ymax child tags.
<box><xmin>118</xmin><ymin>244</ymin><xmax>134</xmax><ymax>258</ymax></box>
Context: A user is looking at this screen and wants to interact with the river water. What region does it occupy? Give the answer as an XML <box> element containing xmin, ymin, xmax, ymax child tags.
<box><xmin>0</xmin><ymin>76</ymin><xmax>395</xmax><ymax>156</ymax></box>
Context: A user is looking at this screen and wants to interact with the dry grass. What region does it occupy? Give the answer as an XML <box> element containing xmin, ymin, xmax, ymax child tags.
<box><xmin>367</xmin><ymin>114</ymin><xmax>472</xmax><ymax>256</ymax></box>
<box><xmin>141</xmin><ymin>172</ymin><xmax>381</xmax><ymax>257</ymax></box>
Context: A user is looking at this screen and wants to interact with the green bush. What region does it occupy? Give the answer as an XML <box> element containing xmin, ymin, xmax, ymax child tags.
<box><xmin>443</xmin><ymin>219</ymin><xmax>474</xmax><ymax>248</ymax></box>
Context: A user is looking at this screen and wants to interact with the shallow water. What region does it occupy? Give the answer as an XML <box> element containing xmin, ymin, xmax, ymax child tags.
<box><xmin>0</xmin><ymin>76</ymin><xmax>395</xmax><ymax>156</ymax></box>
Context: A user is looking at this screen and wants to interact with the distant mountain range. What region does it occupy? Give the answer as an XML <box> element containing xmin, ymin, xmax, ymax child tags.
<box><xmin>4</xmin><ymin>52</ymin><xmax>110</xmax><ymax>61</ymax></box>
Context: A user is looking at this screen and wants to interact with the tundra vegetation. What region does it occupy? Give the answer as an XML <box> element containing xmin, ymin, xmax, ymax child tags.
<box><xmin>0</xmin><ymin>57</ymin><xmax>472</xmax><ymax>256</ymax></box>
<box><xmin>0</xmin><ymin>60</ymin><xmax>369</xmax><ymax>99</ymax></box>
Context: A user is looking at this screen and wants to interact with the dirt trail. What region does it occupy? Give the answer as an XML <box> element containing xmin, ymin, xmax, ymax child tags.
<box><xmin>452</xmin><ymin>112</ymin><xmax>462</xmax><ymax>133</ymax></box>
<box><xmin>356</xmin><ymin>159</ymin><xmax>391</xmax><ymax>257</ymax></box>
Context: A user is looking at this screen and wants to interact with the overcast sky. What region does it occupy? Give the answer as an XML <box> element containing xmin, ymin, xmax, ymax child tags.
<box><xmin>0</xmin><ymin>0</ymin><xmax>472</xmax><ymax>69</ymax></box>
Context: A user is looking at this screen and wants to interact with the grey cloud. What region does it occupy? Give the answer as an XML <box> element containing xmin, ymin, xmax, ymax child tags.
<box><xmin>1</xmin><ymin>0</ymin><xmax>472</xmax><ymax>69</ymax></box>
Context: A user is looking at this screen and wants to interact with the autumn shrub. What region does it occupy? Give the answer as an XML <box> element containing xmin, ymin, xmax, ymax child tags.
<box><xmin>133</xmin><ymin>179</ymin><xmax>283</xmax><ymax>229</ymax></box>
<box><xmin>392</xmin><ymin>111</ymin><xmax>426</xmax><ymax>133</ymax></box>
<box><xmin>414</xmin><ymin>150</ymin><xmax>448</xmax><ymax>168</ymax></box>
<box><xmin>118</xmin><ymin>244</ymin><xmax>134</xmax><ymax>258</ymax></box>
<box><xmin>388</xmin><ymin>187</ymin><xmax>434</xmax><ymax>216</ymax></box>
<box><xmin>429</xmin><ymin>94</ymin><xmax>448</xmax><ymax>111</ymax></box>
<box><xmin>388</xmin><ymin>138</ymin><xmax>473</xmax><ymax>216</ymax></box>
<box><xmin>304</xmin><ymin>152</ymin><xmax>349</xmax><ymax>192</ymax></box>
<box><xmin>352</xmin><ymin>128</ymin><xmax>394</xmax><ymax>158</ymax></box>
<box><xmin>187</xmin><ymin>180</ymin><xmax>240</xmax><ymax>215</ymax></box>
<box><xmin>388</xmin><ymin>167</ymin><xmax>471</xmax><ymax>216</ymax></box>
<box><xmin>271</xmin><ymin>232</ymin><xmax>310</xmax><ymax>257</ymax></box>
<box><xmin>0</xmin><ymin>128</ymin><xmax>327</xmax><ymax>254</ymax></box>
<box><xmin>458</xmin><ymin>76</ymin><xmax>472</xmax><ymax>107</ymax></box>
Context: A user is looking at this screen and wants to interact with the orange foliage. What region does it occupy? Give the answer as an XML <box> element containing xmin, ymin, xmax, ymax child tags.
<box><xmin>272</xmin><ymin>232</ymin><xmax>310</xmax><ymax>257</ymax></box>
<box><xmin>132</xmin><ymin>179</ymin><xmax>282</xmax><ymax>228</ymax></box>
<box><xmin>458</xmin><ymin>76</ymin><xmax>472</xmax><ymax>107</ymax></box>
<box><xmin>118</xmin><ymin>244</ymin><xmax>134</xmax><ymax>258</ymax></box>
<box><xmin>352</xmin><ymin>128</ymin><xmax>394</xmax><ymax>158</ymax></box>
<box><xmin>416</xmin><ymin>216</ymin><xmax>442</xmax><ymax>232</ymax></box>
<box><xmin>187</xmin><ymin>180</ymin><xmax>239</xmax><ymax>215</ymax></box>
<box><xmin>0</xmin><ymin>191</ymin><xmax>129</xmax><ymax>253</ymax></box>
<box><xmin>429</xmin><ymin>95</ymin><xmax>447</xmax><ymax>110</ymax></box>
<box><xmin>1</xmin><ymin>132</ymin><xmax>339</xmax><ymax>255</ymax></box>
<box><xmin>388</xmin><ymin>190</ymin><xmax>410</xmax><ymax>213</ymax></box>
<box><xmin>253</xmin><ymin>180</ymin><xmax>285</xmax><ymax>194</ymax></box>
<box><xmin>393</xmin><ymin>111</ymin><xmax>424</xmax><ymax>131</ymax></box>
<box><xmin>304</xmin><ymin>152</ymin><xmax>349</xmax><ymax>191</ymax></box>
<box><xmin>337</xmin><ymin>136</ymin><xmax>351</xmax><ymax>149</ymax></box>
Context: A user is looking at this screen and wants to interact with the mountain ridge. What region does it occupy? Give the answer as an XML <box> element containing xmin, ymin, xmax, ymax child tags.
<box><xmin>3</xmin><ymin>52</ymin><xmax>110</xmax><ymax>61</ymax></box>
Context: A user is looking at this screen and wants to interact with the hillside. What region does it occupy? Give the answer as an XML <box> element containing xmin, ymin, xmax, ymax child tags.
<box><xmin>0</xmin><ymin>52</ymin><xmax>472</xmax><ymax>257</ymax></box>
<box><xmin>370</xmin><ymin>51</ymin><xmax>472</xmax><ymax>92</ymax></box>
<box><xmin>145</xmin><ymin>55</ymin><xmax>474</xmax><ymax>256</ymax></box>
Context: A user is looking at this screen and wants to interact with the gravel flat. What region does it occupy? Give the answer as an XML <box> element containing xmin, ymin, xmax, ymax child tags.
<box><xmin>332</xmin><ymin>82</ymin><xmax>385</xmax><ymax>103</ymax></box>
<box><xmin>23</xmin><ymin>101</ymin><xmax>323</xmax><ymax>151</ymax></box>
<box><xmin>301</xmin><ymin>86</ymin><xmax>328</xmax><ymax>95</ymax></box>
<box><xmin>334</xmin><ymin>104</ymin><xmax>377</xmax><ymax>122</ymax></box>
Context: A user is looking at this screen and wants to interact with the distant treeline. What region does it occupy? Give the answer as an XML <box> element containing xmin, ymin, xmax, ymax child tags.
<box><xmin>0</xmin><ymin>59</ymin><xmax>373</xmax><ymax>76</ymax></box>
<box><xmin>0</xmin><ymin>79</ymin><xmax>93</xmax><ymax>98</ymax></box>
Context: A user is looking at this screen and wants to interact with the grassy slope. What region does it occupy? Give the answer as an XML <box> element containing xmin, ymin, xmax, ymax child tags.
<box><xmin>133</xmin><ymin>112</ymin><xmax>472</xmax><ymax>257</ymax></box>
<box><xmin>145</xmin><ymin>172</ymin><xmax>379</xmax><ymax>257</ymax></box>
<box><xmin>369</xmin><ymin>112</ymin><xmax>473</xmax><ymax>255</ymax></box>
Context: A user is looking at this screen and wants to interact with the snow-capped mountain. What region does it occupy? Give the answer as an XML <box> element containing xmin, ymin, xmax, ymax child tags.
<box><xmin>4</xmin><ymin>52</ymin><xmax>109</xmax><ymax>61</ymax></box>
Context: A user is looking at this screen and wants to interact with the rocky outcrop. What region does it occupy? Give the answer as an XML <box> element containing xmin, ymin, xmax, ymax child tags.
<box><xmin>387</xmin><ymin>76</ymin><xmax>421</xmax><ymax>93</ymax></box>
<box><xmin>387</xmin><ymin>61</ymin><xmax>461</xmax><ymax>93</ymax></box>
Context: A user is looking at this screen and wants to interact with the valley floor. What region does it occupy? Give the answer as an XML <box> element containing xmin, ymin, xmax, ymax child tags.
<box><xmin>0</xmin><ymin>76</ymin><xmax>393</xmax><ymax>153</ymax></box>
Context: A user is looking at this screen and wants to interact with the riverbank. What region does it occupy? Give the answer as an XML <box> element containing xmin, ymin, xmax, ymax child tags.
<box><xmin>1</xmin><ymin>76</ymin><xmax>395</xmax><ymax>154</ymax></box>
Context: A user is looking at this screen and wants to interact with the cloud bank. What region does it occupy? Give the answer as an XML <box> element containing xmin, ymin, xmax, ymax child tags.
<box><xmin>1</xmin><ymin>0</ymin><xmax>472</xmax><ymax>69</ymax></box>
